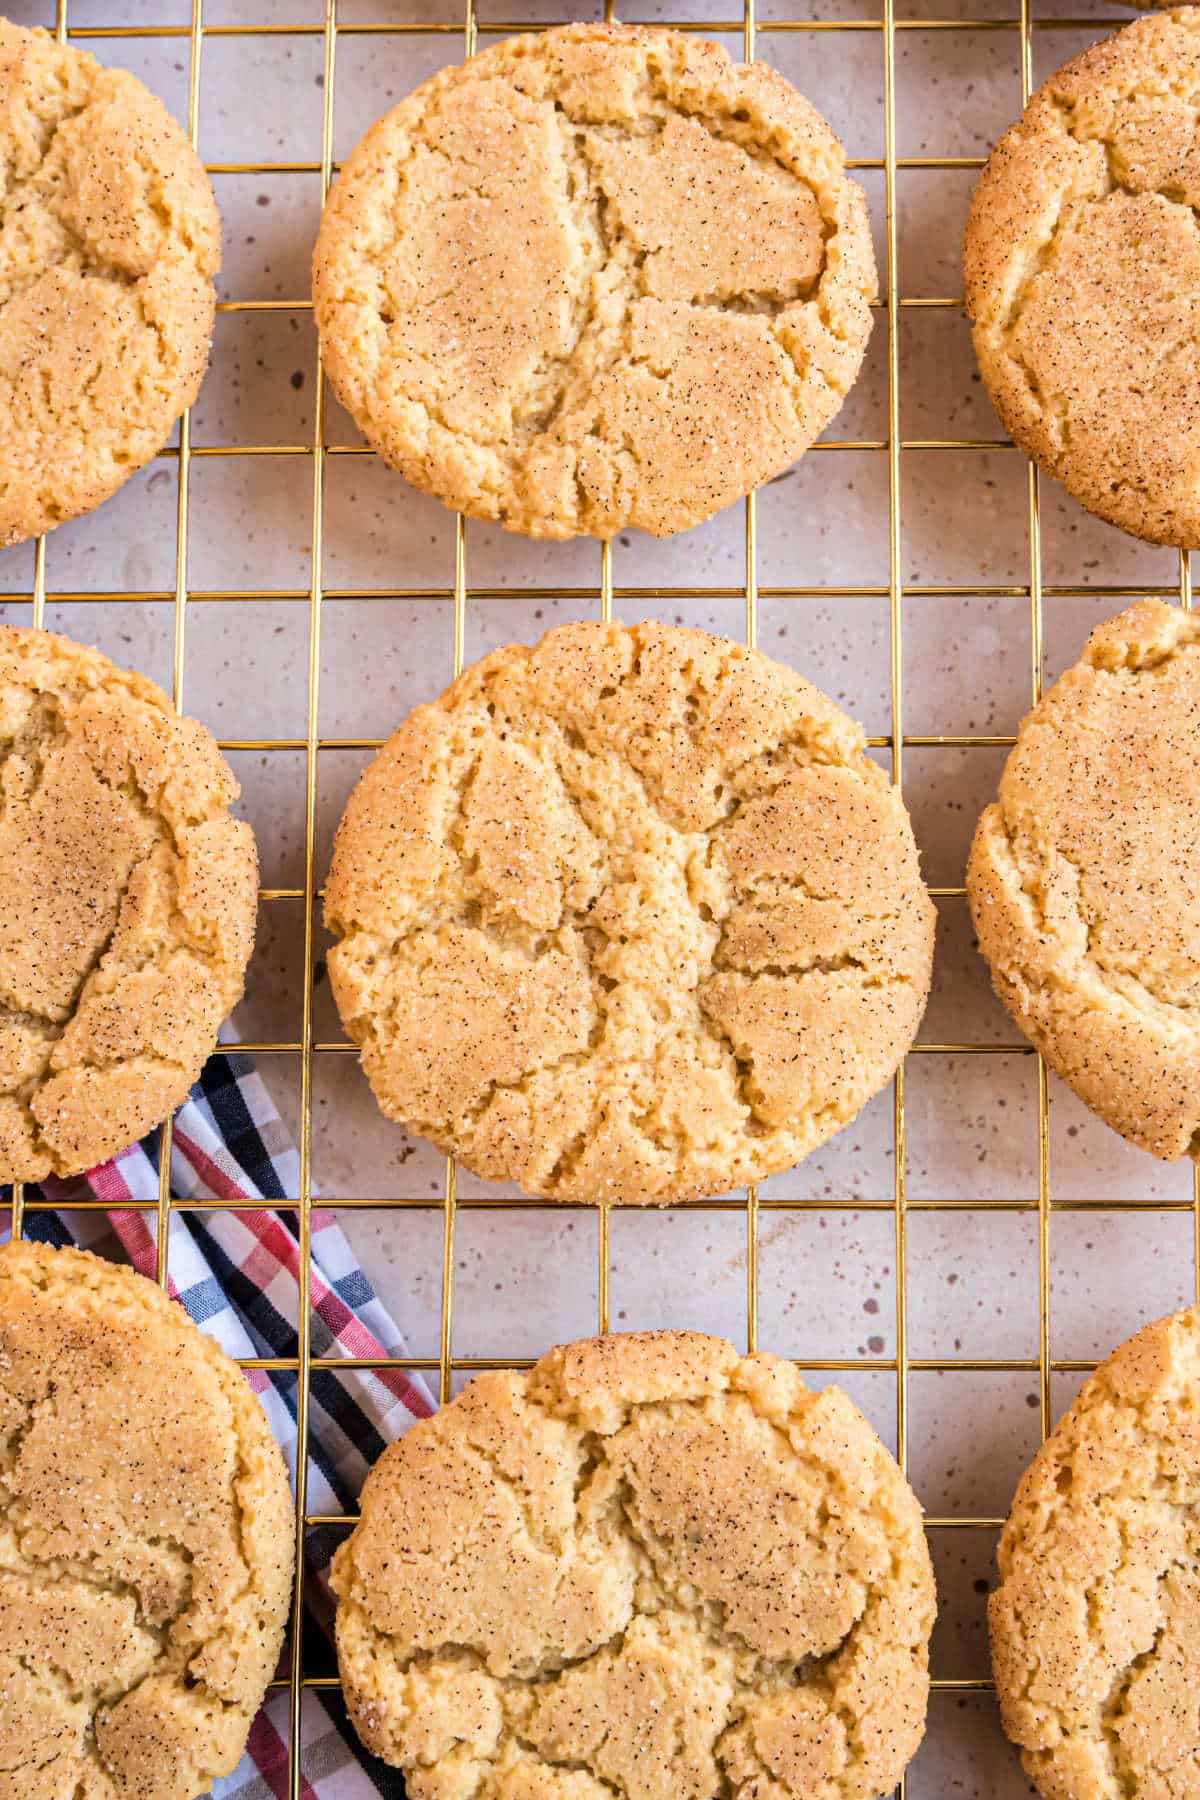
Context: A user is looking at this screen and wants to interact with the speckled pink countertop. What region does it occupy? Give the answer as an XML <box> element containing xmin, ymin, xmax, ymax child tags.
<box><xmin>5</xmin><ymin>4</ymin><xmax>1192</xmax><ymax>1793</ymax></box>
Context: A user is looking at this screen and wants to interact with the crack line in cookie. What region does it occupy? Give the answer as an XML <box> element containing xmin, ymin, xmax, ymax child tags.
<box><xmin>327</xmin><ymin>623</ymin><xmax>932</xmax><ymax>1201</ymax></box>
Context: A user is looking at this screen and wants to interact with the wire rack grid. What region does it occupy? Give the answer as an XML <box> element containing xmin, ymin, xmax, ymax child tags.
<box><xmin>4</xmin><ymin>0</ymin><xmax>1198</xmax><ymax>1795</ymax></box>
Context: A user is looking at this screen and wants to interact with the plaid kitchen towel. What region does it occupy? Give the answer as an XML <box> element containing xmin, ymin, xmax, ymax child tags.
<box><xmin>3</xmin><ymin>1050</ymin><xmax>436</xmax><ymax>1800</ymax></box>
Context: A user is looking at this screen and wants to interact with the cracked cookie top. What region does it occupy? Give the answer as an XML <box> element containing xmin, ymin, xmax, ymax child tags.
<box><xmin>0</xmin><ymin>22</ymin><xmax>220</xmax><ymax>548</ymax></box>
<box><xmin>967</xmin><ymin>600</ymin><xmax>1200</xmax><ymax>1161</ymax></box>
<box><xmin>323</xmin><ymin>620</ymin><xmax>934</xmax><ymax>1205</ymax></box>
<box><xmin>0</xmin><ymin>626</ymin><xmax>258</xmax><ymax>1182</ymax></box>
<box><xmin>332</xmin><ymin>1330</ymin><xmax>935</xmax><ymax>1800</ymax></box>
<box><xmin>991</xmin><ymin>1305</ymin><xmax>1200</xmax><ymax>1800</ymax></box>
<box><xmin>964</xmin><ymin>11</ymin><xmax>1200</xmax><ymax>547</ymax></box>
<box><xmin>0</xmin><ymin>1238</ymin><xmax>293</xmax><ymax>1800</ymax></box>
<box><xmin>311</xmin><ymin>22</ymin><xmax>876</xmax><ymax>540</ymax></box>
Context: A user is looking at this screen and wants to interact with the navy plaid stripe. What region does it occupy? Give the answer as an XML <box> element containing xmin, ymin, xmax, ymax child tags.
<box><xmin>199</xmin><ymin>1055</ymin><xmax>288</xmax><ymax>1202</ymax></box>
<box><xmin>188</xmin><ymin>1211</ymin><xmax>300</xmax><ymax>1359</ymax></box>
<box><xmin>178</xmin><ymin>1272</ymin><xmax>232</xmax><ymax>1327</ymax></box>
<box><xmin>309</xmin><ymin>1369</ymin><xmax>389</xmax><ymax>1507</ymax></box>
<box><xmin>23</xmin><ymin>1211</ymin><xmax>73</xmax><ymax>1251</ymax></box>
<box><xmin>332</xmin><ymin>1267</ymin><xmax>375</xmax><ymax>1314</ymax></box>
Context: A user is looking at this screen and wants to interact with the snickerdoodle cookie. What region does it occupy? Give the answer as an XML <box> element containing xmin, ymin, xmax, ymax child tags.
<box><xmin>992</xmin><ymin>1305</ymin><xmax>1200</xmax><ymax>1799</ymax></box>
<box><xmin>324</xmin><ymin>621</ymin><xmax>934</xmax><ymax>1205</ymax></box>
<box><xmin>332</xmin><ymin>1330</ymin><xmax>935</xmax><ymax>1800</ymax></box>
<box><xmin>312</xmin><ymin>23</ymin><xmax>876</xmax><ymax>540</ymax></box>
<box><xmin>964</xmin><ymin>12</ymin><xmax>1200</xmax><ymax>547</ymax></box>
<box><xmin>968</xmin><ymin>600</ymin><xmax>1200</xmax><ymax>1161</ymax></box>
<box><xmin>0</xmin><ymin>20</ymin><xmax>220</xmax><ymax>547</ymax></box>
<box><xmin>0</xmin><ymin>626</ymin><xmax>257</xmax><ymax>1181</ymax></box>
<box><xmin>0</xmin><ymin>1238</ymin><xmax>293</xmax><ymax>1800</ymax></box>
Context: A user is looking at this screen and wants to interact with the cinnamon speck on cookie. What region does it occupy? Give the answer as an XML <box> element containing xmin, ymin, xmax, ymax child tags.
<box><xmin>0</xmin><ymin>1238</ymin><xmax>293</xmax><ymax>1800</ymax></box>
<box><xmin>0</xmin><ymin>626</ymin><xmax>258</xmax><ymax>1181</ymax></box>
<box><xmin>313</xmin><ymin>22</ymin><xmax>876</xmax><ymax>540</ymax></box>
<box><xmin>965</xmin><ymin>12</ymin><xmax>1200</xmax><ymax>547</ymax></box>
<box><xmin>333</xmin><ymin>1330</ymin><xmax>935</xmax><ymax>1799</ymax></box>
<box><xmin>0</xmin><ymin>19</ymin><xmax>220</xmax><ymax>546</ymax></box>
<box><xmin>325</xmin><ymin>620</ymin><xmax>934</xmax><ymax>1204</ymax></box>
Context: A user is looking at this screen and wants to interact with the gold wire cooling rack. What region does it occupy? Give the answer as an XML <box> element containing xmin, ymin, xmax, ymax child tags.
<box><xmin>6</xmin><ymin>1</ymin><xmax>1200</xmax><ymax>1795</ymax></box>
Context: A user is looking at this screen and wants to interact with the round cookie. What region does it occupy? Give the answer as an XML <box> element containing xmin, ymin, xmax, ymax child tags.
<box><xmin>332</xmin><ymin>1330</ymin><xmax>936</xmax><ymax>1800</ymax></box>
<box><xmin>967</xmin><ymin>600</ymin><xmax>1200</xmax><ymax>1162</ymax></box>
<box><xmin>0</xmin><ymin>626</ymin><xmax>258</xmax><ymax>1182</ymax></box>
<box><xmin>0</xmin><ymin>1238</ymin><xmax>293</xmax><ymax>1800</ymax></box>
<box><xmin>991</xmin><ymin>1305</ymin><xmax>1200</xmax><ymax>1799</ymax></box>
<box><xmin>964</xmin><ymin>12</ymin><xmax>1200</xmax><ymax>547</ymax></box>
<box><xmin>312</xmin><ymin>22</ymin><xmax>876</xmax><ymax>540</ymax></box>
<box><xmin>0</xmin><ymin>21</ymin><xmax>220</xmax><ymax>547</ymax></box>
<box><xmin>324</xmin><ymin>620</ymin><xmax>934</xmax><ymax>1205</ymax></box>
